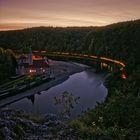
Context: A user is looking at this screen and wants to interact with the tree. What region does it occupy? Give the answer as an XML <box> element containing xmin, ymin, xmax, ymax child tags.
<box><xmin>0</xmin><ymin>48</ymin><xmax>17</xmax><ymax>81</ymax></box>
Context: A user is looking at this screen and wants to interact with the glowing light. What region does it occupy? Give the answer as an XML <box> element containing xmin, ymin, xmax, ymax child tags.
<box><xmin>82</xmin><ymin>54</ymin><xmax>88</xmax><ymax>57</ymax></box>
<box><xmin>32</xmin><ymin>55</ymin><xmax>42</xmax><ymax>60</ymax></box>
<box><xmin>33</xmin><ymin>50</ymin><xmax>39</xmax><ymax>53</ymax></box>
<box><xmin>90</xmin><ymin>55</ymin><xmax>98</xmax><ymax>59</ymax></box>
<box><xmin>40</xmin><ymin>51</ymin><xmax>128</xmax><ymax>79</ymax></box>
<box><xmin>121</xmin><ymin>74</ymin><xmax>127</xmax><ymax>79</ymax></box>
<box><xmin>61</xmin><ymin>52</ymin><xmax>70</xmax><ymax>55</ymax></box>
<box><xmin>102</xmin><ymin>63</ymin><xmax>108</xmax><ymax>67</ymax></box>
<box><xmin>100</xmin><ymin>57</ymin><xmax>126</xmax><ymax>67</ymax></box>
<box><xmin>29</xmin><ymin>69</ymin><xmax>36</xmax><ymax>73</ymax></box>
<box><xmin>41</xmin><ymin>51</ymin><xmax>46</xmax><ymax>53</ymax></box>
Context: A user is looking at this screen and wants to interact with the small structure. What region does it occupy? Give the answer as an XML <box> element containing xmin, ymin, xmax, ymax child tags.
<box><xmin>16</xmin><ymin>48</ymin><xmax>50</xmax><ymax>75</ymax></box>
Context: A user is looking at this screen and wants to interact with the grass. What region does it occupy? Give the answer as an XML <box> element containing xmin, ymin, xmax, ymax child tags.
<box><xmin>0</xmin><ymin>75</ymin><xmax>26</xmax><ymax>89</ymax></box>
<box><xmin>0</xmin><ymin>75</ymin><xmax>53</xmax><ymax>100</ymax></box>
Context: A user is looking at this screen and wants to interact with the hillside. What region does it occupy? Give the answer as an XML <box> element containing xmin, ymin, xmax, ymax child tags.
<box><xmin>0</xmin><ymin>20</ymin><xmax>140</xmax><ymax>139</ymax></box>
<box><xmin>85</xmin><ymin>19</ymin><xmax>140</xmax><ymax>73</ymax></box>
<box><xmin>0</xmin><ymin>26</ymin><xmax>94</xmax><ymax>52</ymax></box>
<box><xmin>0</xmin><ymin>20</ymin><xmax>140</xmax><ymax>72</ymax></box>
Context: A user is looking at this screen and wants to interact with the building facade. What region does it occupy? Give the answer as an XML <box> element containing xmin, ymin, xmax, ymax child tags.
<box><xmin>16</xmin><ymin>48</ymin><xmax>50</xmax><ymax>75</ymax></box>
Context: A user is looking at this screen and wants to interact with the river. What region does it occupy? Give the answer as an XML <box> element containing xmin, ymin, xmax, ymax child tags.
<box><xmin>6</xmin><ymin>63</ymin><xmax>108</xmax><ymax>118</ymax></box>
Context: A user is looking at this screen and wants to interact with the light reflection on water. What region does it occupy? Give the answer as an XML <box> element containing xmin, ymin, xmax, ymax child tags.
<box><xmin>8</xmin><ymin>69</ymin><xmax>108</xmax><ymax>118</ymax></box>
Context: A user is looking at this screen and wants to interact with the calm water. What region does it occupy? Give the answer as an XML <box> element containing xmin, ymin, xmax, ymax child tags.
<box><xmin>7</xmin><ymin>68</ymin><xmax>108</xmax><ymax>118</ymax></box>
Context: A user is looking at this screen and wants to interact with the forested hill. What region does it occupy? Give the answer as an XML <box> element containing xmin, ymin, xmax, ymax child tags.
<box><xmin>0</xmin><ymin>26</ymin><xmax>95</xmax><ymax>52</ymax></box>
<box><xmin>85</xmin><ymin>19</ymin><xmax>140</xmax><ymax>73</ymax></box>
<box><xmin>0</xmin><ymin>19</ymin><xmax>140</xmax><ymax>72</ymax></box>
<box><xmin>0</xmin><ymin>21</ymin><xmax>140</xmax><ymax>139</ymax></box>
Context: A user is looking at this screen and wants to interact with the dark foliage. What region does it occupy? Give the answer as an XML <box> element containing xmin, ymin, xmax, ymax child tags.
<box><xmin>0</xmin><ymin>19</ymin><xmax>140</xmax><ymax>139</ymax></box>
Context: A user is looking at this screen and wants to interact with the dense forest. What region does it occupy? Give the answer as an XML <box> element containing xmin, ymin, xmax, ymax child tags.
<box><xmin>0</xmin><ymin>48</ymin><xmax>17</xmax><ymax>81</ymax></box>
<box><xmin>85</xmin><ymin>20</ymin><xmax>140</xmax><ymax>75</ymax></box>
<box><xmin>0</xmin><ymin>19</ymin><xmax>140</xmax><ymax>73</ymax></box>
<box><xmin>0</xmin><ymin>27</ymin><xmax>94</xmax><ymax>52</ymax></box>
<box><xmin>0</xmin><ymin>19</ymin><xmax>140</xmax><ymax>139</ymax></box>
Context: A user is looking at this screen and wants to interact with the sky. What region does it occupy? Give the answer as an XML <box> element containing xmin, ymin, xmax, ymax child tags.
<box><xmin>0</xmin><ymin>0</ymin><xmax>140</xmax><ymax>30</ymax></box>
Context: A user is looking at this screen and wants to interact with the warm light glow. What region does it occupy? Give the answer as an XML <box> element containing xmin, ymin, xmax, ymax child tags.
<box><xmin>0</xmin><ymin>0</ymin><xmax>140</xmax><ymax>30</ymax></box>
<box><xmin>52</xmin><ymin>52</ymin><xmax>127</xmax><ymax>79</ymax></box>
<box><xmin>32</xmin><ymin>55</ymin><xmax>42</xmax><ymax>60</ymax></box>
<box><xmin>33</xmin><ymin>50</ymin><xmax>39</xmax><ymax>53</ymax></box>
<box><xmin>102</xmin><ymin>63</ymin><xmax>108</xmax><ymax>67</ymax></box>
<box><xmin>90</xmin><ymin>55</ymin><xmax>98</xmax><ymax>59</ymax></box>
<box><xmin>41</xmin><ymin>51</ymin><xmax>46</xmax><ymax>53</ymax></box>
<box><xmin>121</xmin><ymin>74</ymin><xmax>127</xmax><ymax>79</ymax></box>
<box><xmin>61</xmin><ymin>52</ymin><xmax>70</xmax><ymax>55</ymax></box>
<box><xmin>29</xmin><ymin>69</ymin><xmax>36</xmax><ymax>73</ymax></box>
<box><xmin>100</xmin><ymin>57</ymin><xmax>126</xmax><ymax>67</ymax></box>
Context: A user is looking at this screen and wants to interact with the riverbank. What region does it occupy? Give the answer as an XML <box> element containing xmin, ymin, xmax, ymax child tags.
<box><xmin>0</xmin><ymin>60</ymin><xmax>87</xmax><ymax>108</ymax></box>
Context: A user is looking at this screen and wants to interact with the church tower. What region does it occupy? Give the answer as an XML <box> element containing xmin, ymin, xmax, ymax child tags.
<box><xmin>28</xmin><ymin>47</ymin><xmax>33</xmax><ymax>65</ymax></box>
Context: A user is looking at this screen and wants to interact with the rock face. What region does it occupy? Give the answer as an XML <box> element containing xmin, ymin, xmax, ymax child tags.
<box><xmin>0</xmin><ymin>109</ymin><xmax>77</xmax><ymax>140</ymax></box>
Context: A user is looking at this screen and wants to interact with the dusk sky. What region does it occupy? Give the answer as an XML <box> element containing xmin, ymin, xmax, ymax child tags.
<box><xmin>0</xmin><ymin>0</ymin><xmax>140</xmax><ymax>30</ymax></box>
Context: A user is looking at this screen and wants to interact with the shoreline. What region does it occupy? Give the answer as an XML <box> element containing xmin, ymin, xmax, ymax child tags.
<box><xmin>0</xmin><ymin>61</ymin><xmax>87</xmax><ymax>108</ymax></box>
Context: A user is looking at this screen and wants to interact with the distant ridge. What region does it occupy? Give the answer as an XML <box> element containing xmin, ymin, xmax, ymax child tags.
<box><xmin>0</xmin><ymin>19</ymin><xmax>139</xmax><ymax>32</ymax></box>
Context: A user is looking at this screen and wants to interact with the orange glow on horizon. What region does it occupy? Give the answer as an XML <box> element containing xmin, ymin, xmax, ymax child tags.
<box><xmin>0</xmin><ymin>0</ymin><xmax>140</xmax><ymax>31</ymax></box>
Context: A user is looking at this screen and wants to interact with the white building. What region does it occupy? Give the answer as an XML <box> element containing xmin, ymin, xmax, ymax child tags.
<box><xmin>16</xmin><ymin>48</ymin><xmax>50</xmax><ymax>75</ymax></box>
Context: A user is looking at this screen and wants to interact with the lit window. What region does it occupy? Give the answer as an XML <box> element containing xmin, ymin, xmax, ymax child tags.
<box><xmin>29</xmin><ymin>69</ymin><xmax>36</xmax><ymax>73</ymax></box>
<box><xmin>102</xmin><ymin>63</ymin><xmax>108</xmax><ymax>67</ymax></box>
<box><xmin>121</xmin><ymin>74</ymin><xmax>127</xmax><ymax>79</ymax></box>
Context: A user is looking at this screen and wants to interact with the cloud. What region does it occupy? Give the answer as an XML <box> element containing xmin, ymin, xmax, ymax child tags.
<box><xmin>0</xmin><ymin>0</ymin><xmax>140</xmax><ymax>30</ymax></box>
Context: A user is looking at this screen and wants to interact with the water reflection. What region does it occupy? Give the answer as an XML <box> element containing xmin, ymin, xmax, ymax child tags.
<box><xmin>8</xmin><ymin>69</ymin><xmax>108</xmax><ymax>118</ymax></box>
<box><xmin>27</xmin><ymin>95</ymin><xmax>35</xmax><ymax>105</ymax></box>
